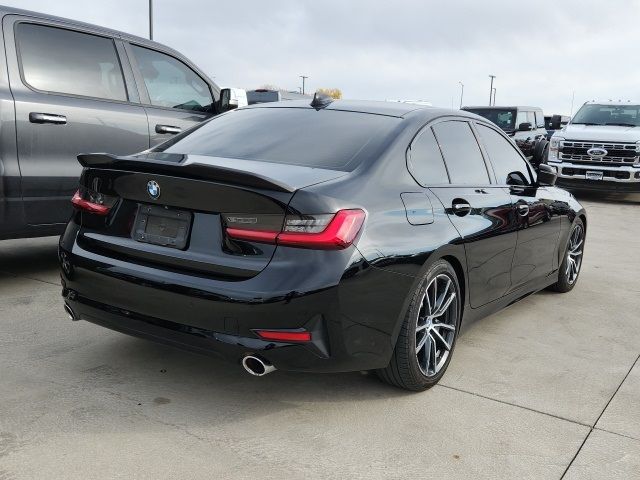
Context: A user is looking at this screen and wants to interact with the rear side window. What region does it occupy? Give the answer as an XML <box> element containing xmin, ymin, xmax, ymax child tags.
<box><xmin>432</xmin><ymin>121</ymin><xmax>490</xmax><ymax>184</ymax></box>
<box><xmin>16</xmin><ymin>23</ymin><xmax>127</xmax><ymax>101</ymax></box>
<box><xmin>130</xmin><ymin>45</ymin><xmax>213</xmax><ymax>112</ymax></box>
<box><xmin>535</xmin><ymin>111</ymin><xmax>545</xmax><ymax>128</ymax></box>
<box><xmin>159</xmin><ymin>107</ymin><xmax>399</xmax><ymax>171</ymax></box>
<box><xmin>408</xmin><ymin>127</ymin><xmax>449</xmax><ymax>185</ymax></box>
<box><xmin>476</xmin><ymin>124</ymin><xmax>532</xmax><ymax>186</ymax></box>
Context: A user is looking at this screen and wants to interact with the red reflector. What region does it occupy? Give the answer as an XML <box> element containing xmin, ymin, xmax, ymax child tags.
<box><xmin>278</xmin><ymin>209</ymin><xmax>366</xmax><ymax>249</ymax></box>
<box><xmin>71</xmin><ymin>190</ymin><xmax>110</xmax><ymax>215</ymax></box>
<box><xmin>255</xmin><ymin>330</ymin><xmax>312</xmax><ymax>342</ymax></box>
<box><xmin>225</xmin><ymin>209</ymin><xmax>366</xmax><ymax>250</ymax></box>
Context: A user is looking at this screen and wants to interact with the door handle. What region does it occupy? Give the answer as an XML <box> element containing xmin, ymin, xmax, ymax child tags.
<box><xmin>155</xmin><ymin>124</ymin><xmax>182</xmax><ymax>134</ymax></box>
<box><xmin>517</xmin><ymin>204</ymin><xmax>530</xmax><ymax>216</ymax></box>
<box><xmin>29</xmin><ymin>112</ymin><xmax>67</xmax><ymax>124</ymax></box>
<box><xmin>474</xmin><ymin>188</ymin><xmax>489</xmax><ymax>194</ymax></box>
<box><xmin>452</xmin><ymin>200</ymin><xmax>472</xmax><ymax>217</ymax></box>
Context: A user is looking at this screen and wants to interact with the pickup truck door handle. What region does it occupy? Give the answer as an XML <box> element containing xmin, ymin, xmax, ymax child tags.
<box><xmin>517</xmin><ymin>203</ymin><xmax>530</xmax><ymax>216</ymax></box>
<box><xmin>29</xmin><ymin>112</ymin><xmax>67</xmax><ymax>124</ymax></box>
<box><xmin>155</xmin><ymin>124</ymin><xmax>182</xmax><ymax>135</ymax></box>
<box><xmin>452</xmin><ymin>200</ymin><xmax>472</xmax><ymax>217</ymax></box>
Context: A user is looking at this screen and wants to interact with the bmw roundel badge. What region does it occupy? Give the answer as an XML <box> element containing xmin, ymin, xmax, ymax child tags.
<box><xmin>147</xmin><ymin>180</ymin><xmax>160</xmax><ymax>199</ymax></box>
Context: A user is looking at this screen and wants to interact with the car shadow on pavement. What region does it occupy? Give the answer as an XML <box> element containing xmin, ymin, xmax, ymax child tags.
<box><xmin>69</xmin><ymin>328</ymin><xmax>409</xmax><ymax>422</ymax></box>
<box><xmin>0</xmin><ymin>236</ymin><xmax>60</xmax><ymax>282</ymax></box>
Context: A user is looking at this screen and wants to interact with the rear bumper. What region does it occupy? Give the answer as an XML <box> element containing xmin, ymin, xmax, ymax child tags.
<box><xmin>59</xmin><ymin>223</ymin><xmax>415</xmax><ymax>373</ymax></box>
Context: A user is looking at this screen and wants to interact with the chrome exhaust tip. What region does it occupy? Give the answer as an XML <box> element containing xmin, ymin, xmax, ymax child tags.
<box><xmin>242</xmin><ymin>355</ymin><xmax>276</xmax><ymax>376</ymax></box>
<box><xmin>64</xmin><ymin>303</ymin><xmax>77</xmax><ymax>321</ymax></box>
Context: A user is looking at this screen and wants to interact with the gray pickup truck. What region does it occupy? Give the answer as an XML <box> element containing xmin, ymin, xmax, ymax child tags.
<box><xmin>0</xmin><ymin>6</ymin><xmax>232</xmax><ymax>240</ymax></box>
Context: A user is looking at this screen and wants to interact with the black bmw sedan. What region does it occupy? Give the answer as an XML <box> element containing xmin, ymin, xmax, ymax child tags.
<box><xmin>59</xmin><ymin>96</ymin><xmax>586</xmax><ymax>391</ymax></box>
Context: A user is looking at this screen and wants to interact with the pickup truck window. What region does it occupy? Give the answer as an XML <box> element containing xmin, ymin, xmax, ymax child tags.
<box><xmin>465</xmin><ymin>108</ymin><xmax>515</xmax><ymax>131</ymax></box>
<box><xmin>130</xmin><ymin>45</ymin><xmax>213</xmax><ymax>113</ymax></box>
<box><xmin>16</xmin><ymin>23</ymin><xmax>127</xmax><ymax>101</ymax></box>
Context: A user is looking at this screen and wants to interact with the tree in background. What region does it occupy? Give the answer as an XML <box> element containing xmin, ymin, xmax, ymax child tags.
<box><xmin>316</xmin><ymin>88</ymin><xmax>342</xmax><ymax>99</ymax></box>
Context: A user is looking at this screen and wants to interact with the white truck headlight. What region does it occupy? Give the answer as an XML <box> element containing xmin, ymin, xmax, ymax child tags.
<box><xmin>549</xmin><ymin>136</ymin><xmax>564</xmax><ymax>162</ymax></box>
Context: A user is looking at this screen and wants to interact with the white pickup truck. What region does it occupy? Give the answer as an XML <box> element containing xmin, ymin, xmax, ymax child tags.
<box><xmin>548</xmin><ymin>100</ymin><xmax>640</xmax><ymax>193</ymax></box>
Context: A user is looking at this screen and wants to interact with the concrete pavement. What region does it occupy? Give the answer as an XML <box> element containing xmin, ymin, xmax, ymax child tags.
<box><xmin>1</xmin><ymin>193</ymin><xmax>639</xmax><ymax>479</ymax></box>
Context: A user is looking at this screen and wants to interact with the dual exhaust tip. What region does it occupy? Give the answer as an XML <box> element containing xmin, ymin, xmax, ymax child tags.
<box><xmin>242</xmin><ymin>355</ymin><xmax>276</xmax><ymax>376</ymax></box>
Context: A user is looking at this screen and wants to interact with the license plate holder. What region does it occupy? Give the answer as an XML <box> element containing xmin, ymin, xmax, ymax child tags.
<box><xmin>132</xmin><ymin>204</ymin><xmax>192</xmax><ymax>249</ymax></box>
<box><xmin>585</xmin><ymin>171</ymin><xmax>604</xmax><ymax>181</ymax></box>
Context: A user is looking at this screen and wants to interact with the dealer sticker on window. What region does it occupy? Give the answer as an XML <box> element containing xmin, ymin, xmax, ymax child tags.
<box><xmin>586</xmin><ymin>171</ymin><xmax>604</xmax><ymax>181</ymax></box>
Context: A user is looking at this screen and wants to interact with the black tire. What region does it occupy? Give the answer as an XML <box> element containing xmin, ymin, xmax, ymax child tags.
<box><xmin>377</xmin><ymin>259</ymin><xmax>462</xmax><ymax>391</ymax></box>
<box><xmin>549</xmin><ymin>218</ymin><xmax>585</xmax><ymax>293</ymax></box>
<box><xmin>532</xmin><ymin>139</ymin><xmax>549</xmax><ymax>166</ymax></box>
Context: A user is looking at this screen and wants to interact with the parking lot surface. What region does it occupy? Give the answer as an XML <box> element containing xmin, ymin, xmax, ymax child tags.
<box><xmin>1</xmin><ymin>193</ymin><xmax>639</xmax><ymax>479</ymax></box>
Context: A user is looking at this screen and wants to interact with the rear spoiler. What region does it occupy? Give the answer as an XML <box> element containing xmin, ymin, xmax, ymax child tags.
<box><xmin>77</xmin><ymin>153</ymin><xmax>294</xmax><ymax>193</ymax></box>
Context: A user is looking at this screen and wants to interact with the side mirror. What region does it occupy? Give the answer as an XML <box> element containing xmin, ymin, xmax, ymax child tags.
<box><xmin>219</xmin><ymin>88</ymin><xmax>235</xmax><ymax>112</ymax></box>
<box><xmin>518</xmin><ymin>122</ymin><xmax>533</xmax><ymax>132</ymax></box>
<box><xmin>536</xmin><ymin>163</ymin><xmax>557</xmax><ymax>186</ymax></box>
<box><xmin>550</xmin><ymin>115</ymin><xmax>562</xmax><ymax>130</ymax></box>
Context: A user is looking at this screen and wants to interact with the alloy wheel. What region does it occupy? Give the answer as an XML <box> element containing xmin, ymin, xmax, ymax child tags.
<box><xmin>415</xmin><ymin>273</ymin><xmax>458</xmax><ymax>377</ymax></box>
<box><xmin>566</xmin><ymin>223</ymin><xmax>584</xmax><ymax>285</ymax></box>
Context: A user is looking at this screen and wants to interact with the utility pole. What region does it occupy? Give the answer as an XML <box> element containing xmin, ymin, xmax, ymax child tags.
<box><xmin>299</xmin><ymin>75</ymin><xmax>309</xmax><ymax>95</ymax></box>
<box><xmin>149</xmin><ymin>0</ymin><xmax>153</xmax><ymax>40</ymax></box>
<box><xmin>492</xmin><ymin>87</ymin><xmax>496</xmax><ymax>106</ymax></box>
<box><xmin>569</xmin><ymin>90</ymin><xmax>575</xmax><ymax>116</ymax></box>
<box><xmin>488</xmin><ymin>75</ymin><xmax>496</xmax><ymax>106</ymax></box>
<box><xmin>458</xmin><ymin>81</ymin><xmax>464</xmax><ymax>109</ymax></box>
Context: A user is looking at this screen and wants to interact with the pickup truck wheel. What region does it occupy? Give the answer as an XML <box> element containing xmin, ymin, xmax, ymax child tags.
<box><xmin>532</xmin><ymin>139</ymin><xmax>549</xmax><ymax>166</ymax></box>
<box><xmin>376</xmin><ymin>260</ymin><xmax>461</xmax><ymax>391</ymax></box>
<box><xmin>550</xmin><ymin>218</ymin><xmax>585</xmax><ymax>293</ymax></box>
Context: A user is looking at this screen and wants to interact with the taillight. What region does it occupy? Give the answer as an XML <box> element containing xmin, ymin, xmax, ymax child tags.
<box><xmin>225</xmin><ymin>209</ymin><xmax>366</xmax><ymax>250</ymax></box>
<box><xmin>71</xmin><ymin>187</ymin><xmax>115</xmax><ymax>215</ymax></box>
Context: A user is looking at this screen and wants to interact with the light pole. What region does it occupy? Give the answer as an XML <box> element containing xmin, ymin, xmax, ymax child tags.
<box><xmin>458</xmin><ymin>81</ymin><xmax>464</xmax><ymax>109</ymax></box>
<box><xmin>491</xmin><ymin>87</ymin><xmax>496</xmax><ymax>106</ymax></box>
<box><xmin>488</xmin><ymin>75</ymin><xmax>496</xmax><ymax>106</ymax></box>
<box><xmin>149</xmin><ymin>0</ymin><xmax>153</xmax><ymax>40</ymax></box>
<box><xmin>299</xmin><ymin>75</ymin><xmax>309</xmax><ymax>95</ymax></box>
<box><xmin>569</xmin><ymin>90</ymin><xmax>575</xmax><ymax>116</ymax></box>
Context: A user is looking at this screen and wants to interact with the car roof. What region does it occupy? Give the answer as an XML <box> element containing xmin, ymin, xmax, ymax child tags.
<box><xmin>243</xmin><ymin>99</ymin><xmax>478</xmax><ymax>120</ymax></box>
<box><xmin>463</xmin><ymin>105</ymin><xmax>542</xmax><ymax>111</ymax></box>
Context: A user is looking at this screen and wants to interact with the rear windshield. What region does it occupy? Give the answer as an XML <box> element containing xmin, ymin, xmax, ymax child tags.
<box><xmin>464</xmin><ymin>108</ymin><xmax>516</xmax><ymax>131</ymax></box>
<box><xmin>572</xmin><ymin>104</ymin><xmax>640</xmax><ymax>127</ymax></box>
<box><xmin>157</xmin><ymin>107</ymin><xmax>400</xmax><ymax>171</ymax></box>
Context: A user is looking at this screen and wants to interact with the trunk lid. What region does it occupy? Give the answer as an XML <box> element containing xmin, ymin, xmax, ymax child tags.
<box><xmin>75</xmin><ymin>153</ymin><xmax>347</xmax><ymax>279</ymax></box>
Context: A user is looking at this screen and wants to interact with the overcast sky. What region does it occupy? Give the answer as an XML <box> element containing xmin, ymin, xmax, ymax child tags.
<box><xmin>7</xmin><ymin>0</ymin><xmax>640</xmax><ymax>115</ymax></box>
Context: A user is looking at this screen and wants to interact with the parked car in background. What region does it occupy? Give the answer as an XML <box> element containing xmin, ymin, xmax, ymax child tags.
<box><xmin>462</xmin><ymin>106</ymin><xmax>549</xmax><ymax>165</ymax></box>
<box><xmin>547</xmin><ymin>100</ymin><xmax>640</xmax><ymax>192</ymax></box>
<box><xmin>246</xmin><ymin>89</ymin><xmax>311</xmax><ymax>104</ymax></box>
<box><xmin>0</xmin><ymin>6</ymin><xmax>237</xmax><ymax>240</ymax></box>
<box><xmin>60</xmin><ymin>97</ymin><xmax>586</xmax><ymax>391</ymax></box>
<box><xmin>545</xmin><ymin>114</ymin><xmax>571</xmax><ymax>139</ymax></box>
